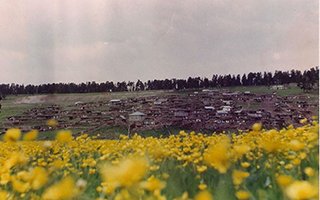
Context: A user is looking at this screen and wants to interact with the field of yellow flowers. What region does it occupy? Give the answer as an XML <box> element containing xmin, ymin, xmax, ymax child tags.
<box><xmin>0</xmin><ymin>121</ymin><xmax>318</xmax><ymax>200</ymax></box>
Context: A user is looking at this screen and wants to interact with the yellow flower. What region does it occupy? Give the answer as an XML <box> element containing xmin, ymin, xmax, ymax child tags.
<box><xmin>4</xmin><ymin>153</ymin><xmax>28</xmax><ymax>169</ymax></box>
<box><xmin>100</xmin><ymin>157</ymin><xmax>148</xmax><ymax>188</ymax></box>
<box><xmin>56</xmin><ymin>130</ymin><xmax>73</xmax><ymax>143</ymax></box>
<box><xmin>30</xmin><ymin>167</ymin><xmax>48</xmax><ymax>190</ymax></box>
<box><xmin>100</xmin><ymin>182</ymin><xmax>117</xmax><ymax>195</ymax></box>
<box><xmin>277</xmin><ymin>175</ymin><xmax>293</xmax><ymax>187</ymax></box>
<box><xmin>252</xmin><ymin>123</ymin><xmax>262</xmax><ymax>131</ymax></box>
<box><xmin>285</xmin><ymin>181</ymin><xmax>318</xmax><ymax>200</ymax></box>
<box><xmin>162</xmin><ymin>173</ymin><xmax>170</xmax><ymax>179</ymax></box>
<box><xmin>17</xmin><ymin>171</ymin><xmax>32</xmax><ymax>182</ymax></box>
<box><xmin>12</xmin><ymin>177</ymin><xmax>30</xmax><ymax>193</ymax></box>
<box><xmin>304</xmin><ymin>167</ymin><xmax>315</xmax><ymax>177</ymax></box>
<box><xmin>140</xmin><ymin>176</ymin><xmax>166</xmax><ymax>192</ymax></box>
<box><xmin>96</xmin><ymin>186</ymin><xmax>103</xmax><ymax>192</ymax></box>
<box><xmin>194</xmin><ymin>190</ymin><xmax>213</xmax><ymax>200</ymax></box>
<box><xmin>0</xmin><ymin>173</ymin><xmax>11</xmax><ymax>185</ymax></box>
<box><xmin>3</xmin><ymin>128</ymin><xmax>21</xmax><ymax>142</ymax></box>
<box><xmin>42</xmin><ymin>176</ymin><xmax>78</xmax><ymax>200</ymax></box>
<box><xmin>299</xmin><ymin>152</ymin><xmax>307</xmax><ymax>159</ymax></box>
<box><xmin>47</xmin><ymin>119</ymin><xmax>58</xmax><ymax>127</ymax></box>
<box><xmin>292</xmin><ymin>158</ymin><xmax>301</xmax><ymax>166</ymax></box>
<box><xmin>285</xmin><ymin>164</ymin><xmax>293</xmax><ymax>170</ymax></box>
<box><xmin>235</xmin><ymin>190</ymin><xmax>250</xmax><ymax>200</ymax></box>
<box><xmin>233</xmin><ymin>145</ymin><xmax>250</xmax><ymax>158</ymax></box>
<box><xmin>232</xmin><ymin>170</ymin><xmax>250</xmax><ymax>185</ymax></box>
<box><xmin>52</xmin><ymin>159</ymin><xmax>65</xmax><ymax>169</ymax></box>
<box><xmin>241</xmin><ymin>162</ymin><xmax>250</xmax><ymax>168</ymax></box>
<box><xmin>198</xmin><ymin>183</ymin><xmax>207</xmax><ymax>190</ymax></box>
<box><xmin>258</xmin><ymin>130</ymin><xmax>283</xmax><ymax>153</ymax></box>
<box><xmin>299</xmin><ymin>118</ymin><xmax>307</xmax><ymax>124</ymax></box>
<box><xmin>23</xmin><ymin>130</ymin><xmax>38</xmax><ymax>141</ymax></box>
<box><xmin>177</xmin><ymin>192</ymin><xmax>189</xmax><ymax>200</ymax></box>
<box><xmin>0</xmin><ymin>190</ymin><xmax>9</xmax><ymax>199</ymax></box>
<box><xmin>114</xmin><ymin>189</ymin><xmax>131</xmax><ymax>200</ymax></box>
<box><xmin>204</xmin><ymin>137</ymin><xmax>231</xmax><ymax>173</ymax></box>
<box><xmin>197</xmin><ymin>165</ymin><xmax>208</xmax><ymax>173</ymax></box>
<box><xmin>289</xmin><ymin>140</ymin><xmax>305</xmax><ymax>151</ymax></box>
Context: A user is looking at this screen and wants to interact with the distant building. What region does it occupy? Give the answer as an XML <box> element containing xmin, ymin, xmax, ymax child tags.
<box><xmin>110</xmin><ymin>99</ymin><xmax>121</xmax><ymax>103</ymax></box>
<box><xmin>204</xmin><ymin>106</ymin><xmax>215</xmax><ymax>110</ymax></box>
<box><xmin>174</xmin><ymin>111</ymin><xmax>189</xmax><ymax>117</ymax></box>
<box><xmin>74</xmin><ymin>101</ymin><xmax>84</xmax><ymax>105</ymax></box>
<box><xmin>129</xmin><ymin>111</ymin><xmax>146</xmax><ymax>122</ymax></box>
<box><xmin>154</xmin><ymin>98</ymin><xmax>167</xmax><ymax>105</ymax></box>
<box><xmin>271</xmin><ymin>85</ymin><xmax>285</xmax><ymax>90</ymax></box>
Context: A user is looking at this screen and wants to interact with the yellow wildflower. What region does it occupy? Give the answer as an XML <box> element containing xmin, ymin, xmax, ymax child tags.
<box><xmin>197</xmin><ymin>165</ymin><xmax>208</xmax><ymax>173</ymax></box>
<box><xmin>17</xmin><ymin>171</ymin><xmax>32</xmax><ymax>182</ymax></box>
<box><xmin>198</xmin><ymin>183</ymin><xmax>207</xmax><ymax>190</ymax></box>
<box><xmin>299</xmin><ymin>152</ymin><xmax>307</xmax><ymax>159</ymax></box>
<box><xmin>0</xmin><ymin>190</ymin><xmax>9</xmax><ymax>199</ymax></box>
<box><xmin>0</xmin><ymin>173</ymin><xmax>11</xmax><ymax>185</ymax></box>
<box><xmin>233</xmin><ymin>145</ymin><xmax>250</xmax><ymax>158</ymax></box>
<box><xmin>162</xmin><ymin>173</ymin><xmax>170</xmax><ymax>180</ymax></box>
<box><xmin>140</xmin><ymin>176</ymin><xmax>166</xmax><ymax>192</ymax></box>
<box><xmin>3</xmin><ymin>128</ymin><xmax>21</xmax><ymax>142</ymax></box>
<box><xmin>285</xmin><ymin>181</ymin><xmax>318</xmax><ymax>200</ymax></box>
<box><xmin>285</xmin><ymin>164</ymin><xmax>293</xmax><ymax>170</ymax></box>
<box><xmin>204</xmin><ymin>137</ymin><xmax>231</xmax><ymax>173</ymax></box>
<box><xmin>277</xmin><ymin>175</ymin><xmax>293</xmax><ymax>187</ymax></box>
<box><xmin>299</xmin><ymin>118</ymin><xmax>307</xmax><ymax>124</ymax></box>
<box><xmin>4</xmin><ymin>153</ymin><xmax>28</xmax><ymax>169</ymax></box>
<box><xmin>12</xmin><ymin>177</ymin><xmax>30</xmax><ymax>193</ymax></box>
<box><xmin>47</xmin><ymin>119</ymin><xmax>58</xmax><ymax>127</ymax></box>
<box><xmin>289</xmin><ymin>140</ymin><xmax>305</xmax><ymax>151</ymax></box>
<box><xmin>114</xmin><ymin>189</ymin><xmax>131</xmax><ymax>200</ymax></box>
<box><xmin>235</xmin><ymin>190</ymin><xmax>250</xmax><ymax>200</ymax></box>
<box><xmin>23</xmin><ymin>129</ymin><xmax>38</xmax><ymax>141</ymax></box>
<box><xmin>304</xmin><ymin>167</ymin><xmax>315</xmax><ymax>177</ymax></box>
<box><xmin>100</xmin><ymin>157</ymin><xmax>148</xmax><ymax>188</ymax></box>
<box><xmin>194</xmin><ymin>190</ymin><xmax>213</xmax><ymax>200</ymax></box>
<box><xmin>252</xmin><ymin>123</ymin><xmax>262</xmax><ymax>131</ymax></box>
<box><xmin>232</xmin><ymin>170</ymin><xmax>250</xmax><ymax>185</ymax></box>
<box><xmin>30</xmin><ymin>167</ymin><xmax>48</xmax><ymax>190</ymax></box>
<box><xmin>241</xmin><ymin>162</ymin><xmax>250</xmax><ymax>168</ymax></box>
<box><xmin>292</xmin><ymin>158</ymin><xmax>301</xmax><ymax>166</ymax></box>
<box><xmin>56</xmin><ymin>130</ymin><xmax>73</xmax><ymax>143</ymax></box>
<box><xmin>42</xmin><ymin>176</ymin><xmax>77</xmax><ymax>200</ymax></box>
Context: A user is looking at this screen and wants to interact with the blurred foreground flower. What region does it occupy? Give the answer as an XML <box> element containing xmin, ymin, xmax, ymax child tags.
<box><xmin>285</xmin><ymin>181</ymin><xmax>318</xmax><ymax>200</ymax></box>
<box><xmin>42</xmin><ymin>176</ymin><xmax>78</xmax><ymax>200</ymax></box>
<box><xmin>47</xmin><ymin>119</ymin><xmax>58</xmax><ymax>127</ymax></box>
<box><xmin>56</xmin><ymin>130</ymin><xmax>73</xmax><ymax>143</ymax></box>
<box><xmin>23</xmin><ymin>130</ymin><xmax>38</xmax><ymax>141</ymax></box>
<box><xmin>204</xmin><ymin>137</ymin><xmax>231</xmax><ymax>173</ymax></box>
<box><xmin>235</xmin><ymin>190</ymin><xmax>250</xmax><ymax>200</ymax></box>
<box><xmin>252</xmin><ymin>123</ymin><xmax>262</xmax><ymax>131</ymax></box>
<box><xmin>100</xmin><ymin>157</ymin><xmax>148</xmax><ymax>189</ymax></box>
<box><xmin>194</xmin><ymin>190</ymin><xmax>213</xmax><ymax>200</ymax></box>
<box><xmin>3</xmin><ymin>128</ymin><xmax>21</xmax><ymax>142</ymax></box>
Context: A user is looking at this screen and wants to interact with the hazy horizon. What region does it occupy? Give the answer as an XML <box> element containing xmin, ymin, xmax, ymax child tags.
<box><xmin>0</xmin><ymin>0</ymin><xmax>318</xmax><ymax>85</ymax></box>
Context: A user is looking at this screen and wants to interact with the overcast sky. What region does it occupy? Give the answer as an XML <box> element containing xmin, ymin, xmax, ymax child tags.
<box><xmin>0</xmin><ymin>0</ymin><xmax>318</xmax><ymax>84</ymax></box>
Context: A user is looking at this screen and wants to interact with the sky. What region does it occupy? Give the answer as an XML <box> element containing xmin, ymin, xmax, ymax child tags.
<box><xmin>0</xmin><ymin>0</ymin><xmax>318</xmax><ymax>85</ymax></box>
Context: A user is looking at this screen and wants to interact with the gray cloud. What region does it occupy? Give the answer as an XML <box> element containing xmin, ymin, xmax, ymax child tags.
<box><xmin>0</xmin><ymin>0</ymin><xmax>318</xmax><ymax>84</ymax></box>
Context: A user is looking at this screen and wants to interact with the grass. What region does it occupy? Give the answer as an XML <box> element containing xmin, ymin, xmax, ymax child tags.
<box><xmin>227</xmin><ymin>85</ymin><xmax>319</xmax><ymax>97</ymax></box>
